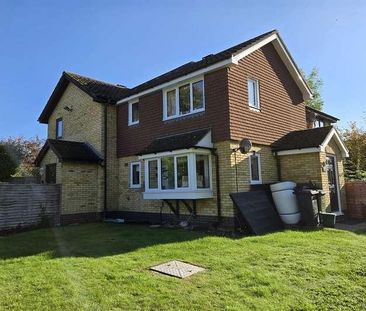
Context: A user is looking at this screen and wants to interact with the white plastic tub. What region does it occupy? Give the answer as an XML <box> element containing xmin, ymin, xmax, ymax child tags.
<box><xmin>270</xmin><ymin>181</ymin><xmax>301</xmax><ymax>225</ymax></box>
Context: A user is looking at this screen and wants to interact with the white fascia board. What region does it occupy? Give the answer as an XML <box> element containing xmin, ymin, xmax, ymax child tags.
<box><xmin>276</xmin><ymin>147</ymin><xmax>321</xmax><ymax>156</ymax></box>
<box><xmin>232</xmin><ymin>33</ymin><xmax>312</xmax><ymax>101</ymax></box>
<box><xmin>117</xmin><ymin>58</ymin><xmax>235</xmax><ymax>104</ymax></box>
<box><xmin>196</xmin><ymin>131</ymin><xmax>213</xmax><ymax>149</ymax></box>
<box><xmin>118</xmin><ymin>32</ymin><xmax>312</xmax><ymax>104</ymax></box>
<box><xmin>231</xmin><ymin>33</ymin><xmax>278</xmax><ymax>63</ymax></box>
<box><xmin>320</xmin><ymin>128</ymin><xmax>349</xmax><ymax>158</ymax></box>
<box><xmin>138</xmin><ymin>147</ymin><xmax>211</xmax><ymax>160</ymax></box>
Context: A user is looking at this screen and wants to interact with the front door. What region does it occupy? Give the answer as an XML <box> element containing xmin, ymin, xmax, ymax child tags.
<box><xmin>326</xmin><ymin>155</ymin><xmax>340</xmax><ymax>212</ymax></box>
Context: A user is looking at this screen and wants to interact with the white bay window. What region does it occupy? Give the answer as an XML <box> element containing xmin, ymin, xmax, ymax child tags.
<box><xmin>143</xmin><ymin>150</ymin><xmax>212</xmax><ymax>199</ymax></box>
<box><xmin>163</xmin><ymin>78</ymin><xmax>205</xmax><ymax>120</ymax></box>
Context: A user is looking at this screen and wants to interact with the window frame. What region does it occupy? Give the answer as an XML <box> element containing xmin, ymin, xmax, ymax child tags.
<box><xmin>56</xmin><ymin>118</ymin><xmax>63</xmax><ymax>139</ymax></box>
<box><xmin>129</xmin><ymin>161</ymin><xmax>141</xmax><ymax>188</ymax></box>
<box><xmin>144</xmin><ymin>150</ymin><xmax>212</xmax><ymax>193</ymax></box>
<box><xmin>163</xmin><ymin>77</ymin><xmax>205</xmax><ymax>121</ymax></box>
<box><xmin>247</xmin><ymin>78</ymin><xmax>260</xmax><ymax>110</ymax></box>
<box><xmin>249</xmin><ymin>152</ymin><xmax>262</xmax><ymax>185</ymax></box>
<box><xmin>128</xmin><ymin>100</ymin><xmax>139</xmax><ymax>126</ymax></box>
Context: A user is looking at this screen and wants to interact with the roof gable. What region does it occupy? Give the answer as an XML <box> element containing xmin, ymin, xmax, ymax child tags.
<box><xmin>38</xmin><ymin>72</ymin><xmax>129</xmax><ymax>124</ymax></box>
<box><xmin>118</xmin><ymin>30</ymin><xmax>312</xmax><ymax>104</ymax></box>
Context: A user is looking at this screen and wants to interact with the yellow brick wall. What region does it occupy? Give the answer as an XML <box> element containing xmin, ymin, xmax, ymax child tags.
<box><xmin>279</xmin><ymin>152</ymin><xmax>323</xmax><ymax>185</ymax></box>
<box><xmin>60</xmin><ymin>162</ymin><xmax>104</xmax><ymax>215</ymax></box>
<box><xmin>105</xmin><ymin>105</ymin><xmax>120</xmax><ymax>210</ymax></box>
<box><xmin>41</xmin><ymin>82</ymin><xmax>109</xmax><ymax>215</ymax></box>
<box><xmin>39</xmin><ymin>149</ymin><xmax>62</xmax><ymax>184</ymax></box>
<box><xmin>47</xmin><ymin>83</ymin><xmax>104</xmax><ymax>153</ymax></box>
<box><xmin>279</xmin><ymin>137</ymin><xmax>347</xmax><ymax>212</ymax></box>
<box><xmin>116</xmin><ymin>141</ymin><xmax>278</xmax><ymax>219</ymax></box>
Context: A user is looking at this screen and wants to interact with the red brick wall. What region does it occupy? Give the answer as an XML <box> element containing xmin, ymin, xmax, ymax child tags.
<box><xmin>345</xmin><ymin>181</ymin><xmax>366</xmax><ymax>219</ymax></box>
<box><xmin>228</xmin><ymin>43</ymin><xmax>306</xmax><ymax>144</ymax></box>
<box><xmin>117</xmin><ymin>68</ymin><xmax>230</xmax><ymax>157</ymax></box>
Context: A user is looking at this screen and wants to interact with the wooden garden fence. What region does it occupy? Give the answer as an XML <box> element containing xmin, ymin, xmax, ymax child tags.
<box><xmin>0</xmin><ymin>183</ymin><xmax>61</xmax><ymax>233</ymax></box>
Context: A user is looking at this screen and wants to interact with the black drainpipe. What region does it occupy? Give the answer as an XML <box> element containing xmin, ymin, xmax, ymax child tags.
<box><xmin>103</xmin><ymin>102</ymin><xmax>108</xmax><ymax>220</ymax></box>
<box><xmin>275</xmin><ymin>151</ymin><xmax>282</xmax><ymax>181</ymax></box>
<box><xmin>212</xmin><ymin>149</ymin><xmax>222</xmax><ymax>224</ymax></box>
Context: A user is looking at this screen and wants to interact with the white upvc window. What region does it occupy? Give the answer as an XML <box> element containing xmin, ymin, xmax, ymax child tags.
<box><xmin>249</xmin><ymin>153</ymin><xmax>262</xmax><ymax>184</ymax></box>
<box><xmin>129</xmin><ymin>161</ymin><xmax>141</xmax><ymax>188</ymax></box>
<box><xmin>56</xmin><ymin>118</ymin><xmax>63</xmax><ymax>139</ymax></box>
<box><xmin>143</xmin><ymin>150</ymin><xmax>212</xmax><ymax>199</ymax></box>
<box><xmin>247</xmin><ymin>79</ymin><xmax>260</xmax><ymax>109</ymax></box>
<box><xmin>163</xmin><ymin>77</ymin><xmax>205</xmax><ymax>120</ymax></box>
<box><xmin>128</xmin><ymin>100</ymin><xmax>139</xmax><ymax>126</ymax></box>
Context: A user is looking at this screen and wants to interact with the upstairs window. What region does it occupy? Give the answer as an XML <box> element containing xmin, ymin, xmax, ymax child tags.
<box><xmin>128</xmin><ymin>101</ymin><xmax>139</xmax><ymax>126</ymax></box>
<box><xmin>249</xmin><ymin>153</ymin><xmax>261</xmax><ymax>184</ymax></box>
<box><xmin>129</xmin><ymin>162</ymin><xmax>141</xmax><ymax>188</ymax></box>
<box><xmin>313</xmin><ymin>119</ymin><xmax>324</xmax><ymax>128</ymax></box>
<box><xmin>247</xmin><ymin>79</ymin><xmax>260</xmax><ymax>109</ymax></box>
<box><xmin>56</xmin><ymin>118</ymin><xmax>63</xmax><ymax>139</ymax></box>
<box><xmin>164</xmin><ymin>78</ymin><xmax>205</xmax><ymax>120</ymax></box>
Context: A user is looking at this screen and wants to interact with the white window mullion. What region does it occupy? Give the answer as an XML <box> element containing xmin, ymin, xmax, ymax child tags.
<box><xmin>175</xmin><ymin>88</ymin><xmax>179</xmax><ymax>117</ymax></box>
<box><xmin>189</xmin><ymin>154</ymin><xmax>196</xmax><ymax>191</ymax></box>
<box><xmin>157</xmin><ymin>158</ymin><xmax>162</xmax><ymax>190</ymax></box>
<box><xmin>174</xmin><ymin>156</ymin><xmax>178</xmax><ymax>190</ymax></box>
<box><xmin>189</xmin><ymin>83</ymin><xmax>193</xmax><ymax>113</ymax></box>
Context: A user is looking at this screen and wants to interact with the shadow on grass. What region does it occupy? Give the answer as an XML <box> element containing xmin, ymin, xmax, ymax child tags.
<box><xmin>0</xmin><ymin>223</ymin><xmax>206</xmax><ymax>260</ymax></box>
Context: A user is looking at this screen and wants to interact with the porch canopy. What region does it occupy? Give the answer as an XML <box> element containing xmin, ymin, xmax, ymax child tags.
<box><xmin>271</xmin><ymin>126</ymin><xmax>349</xmax><ymax>157</ymax></box>
<box><xmin>35</xmin><ymin>139</ymin><xmax>103</xmax><ymax>166</ymax></box>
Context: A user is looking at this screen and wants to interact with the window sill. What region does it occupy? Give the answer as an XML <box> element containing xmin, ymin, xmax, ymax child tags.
<box><xmin>163</xmin><ymin>109</ymin><xmax>205</xmax><ymax>122</ymax></box>
<box><xmin>143</xmin><ymin>190</ymin><xmax>213</xmax><ymax>200</ymax></box>
<box><xmin>249</xmin><ymin>106</ymin><xmax>261</xmax><ymax>112</ymax></box>
<box><xmin>128</xmin><ymin>122</ymin><xmax>140</xmax><ymax>127</ymax></box>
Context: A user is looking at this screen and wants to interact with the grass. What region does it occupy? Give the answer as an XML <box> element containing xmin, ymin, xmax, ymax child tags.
<box><xmin>0</xmin><ymin>224</ymin><xmax>365</xmax><ymax>310</ymax></box>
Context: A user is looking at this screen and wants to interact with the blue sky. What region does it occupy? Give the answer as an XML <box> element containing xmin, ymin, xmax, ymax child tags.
<box><xmin>0</xmin><ymin>0</ymin><xmax>365</xmax><ymax>139</ymax></box>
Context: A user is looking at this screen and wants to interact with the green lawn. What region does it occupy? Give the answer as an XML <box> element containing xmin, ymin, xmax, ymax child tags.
<box><xmin>0</xmin><ymin>224</ymin><xmax>365</xmax><ymax>310</ymax></box>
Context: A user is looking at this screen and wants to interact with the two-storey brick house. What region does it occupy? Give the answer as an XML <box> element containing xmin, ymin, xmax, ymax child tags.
<box><xmin>35</xmin><ymin>30</ymin><xmax>349</xmax><ymax>227</ymax></box>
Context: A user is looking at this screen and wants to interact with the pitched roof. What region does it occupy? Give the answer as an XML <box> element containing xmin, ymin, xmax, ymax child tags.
<box><xmin>271</xmin><ymin>126</ymin><xmax>333</xmax><ymax>151</ymax></box>
<box><xmin>118</xmin><ymin>29</ymin><xmax>312</xmax><ymax>103</ymax></box>
<box><xmin>305</xmin><ymin>106</ymin><xmax>339</xmax><ymax>123</ymax></box>
<box><xmin>38</xmin><ymin>71</ymin><xmax>130</xmax><ymax>124</ymax></box>
<box><xmin>137</xmin><ymin>129</ymin><xmax>211</xmax><ymax>156</ymax></box>
<box><xmin>123</xmin><ymin>30</ymin><xmax>277</xmax><ymax>99</ymax></box>
<box><xmin>35</xmin><ymin>139</ymin><xmax>103</xmax><ymax>166</ymax></box>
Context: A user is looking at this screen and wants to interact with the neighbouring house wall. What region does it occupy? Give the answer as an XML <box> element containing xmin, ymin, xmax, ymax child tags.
<box><xmin>228</xmin><ymin>43</ymin><xmax>307</xmax><ymax>145</ymax></box>
<box><xmin>114</xmin><ymin>141</ymin><xmax>278</xmax><ymax>227</ymax></box>
<box><xmin>345</xmin><ymin>181</ymin><xmax>366</xmax><ymax>219</ymax></box>
<box><xmin>116</xmin><ymin>68</ymin><xmax>230</xmax><ymax>157</ymax></box>
<box><xmin>47</xmin><ymin>83</ymin><xmax>104</xmax><ymax>153</ymax></box>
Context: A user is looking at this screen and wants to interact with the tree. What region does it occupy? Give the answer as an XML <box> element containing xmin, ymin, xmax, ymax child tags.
<box><xmin>0</xmin><ymin>137</ymin><xmax>44</xmax><ymax>177</ymax></box>
<box><xmin>0</xmin><ymin>144</ymin><xmax>17</xmax><ymax>181</ymax></box>
<box><xmin>341</xmin><ymin>119</ymin><xmax>366</xmax><ymax>180</ymax></box>
<box><xmin>302</xmin><ymin>67</ymin><xmax>324</xmax><ymax>111</ymax></box>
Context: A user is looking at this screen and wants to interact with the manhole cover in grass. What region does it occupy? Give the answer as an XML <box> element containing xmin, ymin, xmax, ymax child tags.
<box><xmin>150</xmin><ymin>260</ymin><xmax>205</xmax><ymax>278</ymax></box>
